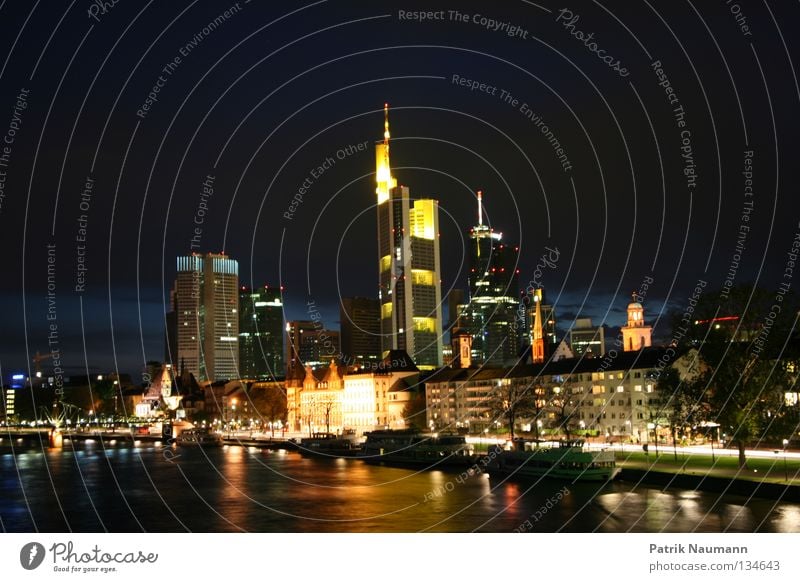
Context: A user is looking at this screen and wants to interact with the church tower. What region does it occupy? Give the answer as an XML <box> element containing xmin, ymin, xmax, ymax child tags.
<box><xmin>621</xmin><ymin>292</ymin><xmax>652</xmax><ymax>352</ymax></box>
<box><xmin>531</xmin><ymin>289</ymin><xmax>545</xmax><ymax>364</ymax></box>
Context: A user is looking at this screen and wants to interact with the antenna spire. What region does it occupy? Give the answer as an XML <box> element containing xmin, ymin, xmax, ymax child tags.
<box><xmin>375</xmin><ymin>103</ymin><xmax>396</xmax><ymax>204</ymax></box>
<box><xmin>383</xmin><ymin>102</ymin><xmax>390</xmax><ymax>147</ymax></box>
<box><xmin>477</xmin><ymin>190</ymin><xmax>483</xmax><ymax>226</ymax></box>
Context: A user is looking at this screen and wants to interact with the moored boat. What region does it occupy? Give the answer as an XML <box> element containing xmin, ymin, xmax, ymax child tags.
<box><xmin>299</xmin><ymin>431</ymin><xmax>361</xmax><ymax>457</ymax></box>
<box><xmin>176</xmin><ymin>428</ymin><xmax>223</xmax><ymax>447</ymax></box>
<box><xmin>487</xmin><ymin>439</ymin><xmax>619</xmax><ymax>482</ymax></box>
<box><xmin>359</xmin><ymin>429</ymin><xmax>475</xmax><ymax>467</ymax></box>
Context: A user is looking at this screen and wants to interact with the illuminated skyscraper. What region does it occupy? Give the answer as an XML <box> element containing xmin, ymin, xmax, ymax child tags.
<box><xmin>340</xmin><ymin>297</ymin><xmax>381</xmax><ymax>365</ymax></box>
<box><xmin>463</xmin><ymin>191</ymin><xmax>520</xmax><ymax>366</ymax></box>
<box><xmin>376</xmin><ymin>104</ymin><xmax>443</xmax><ymax>369</ymax></box>
<box><xmin>168</xmin><ymin>252</ymin><xmax>239</xmax><ymax>382</ymax></box>
<box><xmin>239</xmin><ymin>285</ymin><xmax>284</xmax><ymax>380</ymax></box>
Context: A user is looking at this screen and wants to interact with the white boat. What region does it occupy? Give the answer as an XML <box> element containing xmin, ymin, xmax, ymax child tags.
<box><xmin>359</xmin><ymin>429</ymin><xmax>475</xmax><ymax>467</ymax></box>
<box><xmin>487</xmin><ymin>439</ymin><xmax>620</xmax><ymax>482</ymax></box>
<box><xmin>176</xmin><ymin>428</ymin><xmax>223</xmax><ymax>447</ymax></box>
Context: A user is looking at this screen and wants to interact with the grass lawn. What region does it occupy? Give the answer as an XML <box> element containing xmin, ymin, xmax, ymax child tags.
<box><xmin>616</xmin><ymin>450</ymin><xmax>800</xmax><ymax>485</ymax></box>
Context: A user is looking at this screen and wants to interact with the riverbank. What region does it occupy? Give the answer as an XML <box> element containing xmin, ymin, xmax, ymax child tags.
<box><xmin>617</xmin><ymin>451</ymin><xmax>800</xmax><ymax>501</ymax></box>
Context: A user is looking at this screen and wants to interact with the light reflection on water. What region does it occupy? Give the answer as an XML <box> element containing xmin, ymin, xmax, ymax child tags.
<box><xmin>0</xmin><ymin>441</ymin><xmax>798</xmax><ymax>533</ymax></box>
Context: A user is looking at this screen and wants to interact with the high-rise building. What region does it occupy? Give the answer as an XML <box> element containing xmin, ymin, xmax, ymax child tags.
<box><xmin>376</xmin><ymin>104</ymin><xmax>443</xmax><ymax>369</ymax></box>
<box><xmin>340</xmin><ymin>297</ymin><xmax>381</xmax><ymax>366</ymax></box>
<box><xmin>285</xmin><ymin>320</ymin><xmax>340</xmax><ymax>378</ymax></box>
<box><xmin>164</xmin><ymin>308</ymin><xmax>177</xmax><ymax>367</ymax></box>
<box><xmin>239</xmin><ymin>285</ymin><xmax>284</xmax><ymax>380</ymax></box>
<box><xmin>202</xmin><ymin>254</ymin><xmax>240</xmax><ymax>381</ymax></box>
<box><xmin>167</xmin><ymin>255</ymin><xmax>201</xmax><ymax>378</ymax></box>
<box><xmin>168</xmin><ymin>252</ymin><xmax>239</xmax><ymax>382</ymax></box>
<box><xmin>463</xmin><ymin>191</ymin><xmax>520</xmax><ymax>367</ymax></box>
<box><xmin>569</xmin><ymin>317</ymin><xmax>605</xmax><ymax>357</ymax></box>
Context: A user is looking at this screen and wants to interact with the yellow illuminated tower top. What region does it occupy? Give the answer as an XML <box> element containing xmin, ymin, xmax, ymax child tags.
<box><xmin>375</xmin><ymin>103</ymin><xmax>397</xmax><ymax>204</ymax></box>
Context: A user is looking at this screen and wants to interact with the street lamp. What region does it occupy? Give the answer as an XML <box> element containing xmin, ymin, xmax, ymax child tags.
<box><xmin>783</xmin><ymin>439</ymin><xmax>789</xmax><ymax>482</ymax></box>
<box><xmin>647</xmin><ymin>422</ymin><xmax>656</xmax><ymax>456</ymax></box>
<box><xmin>231</xmin><ymin>399</ymin><xmax>238</xmax><ymax>435</ymax></box>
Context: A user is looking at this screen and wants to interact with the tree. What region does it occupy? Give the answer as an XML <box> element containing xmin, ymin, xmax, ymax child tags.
<box><xmin>322</xmin><ymin>400</ymin><xmax>334</xmax><ymax>434</ymax></box>
<box><xmin>304</xmin><ymin>394</ymin><xmax>336</xmax><ymax>436</ymax></box>
<box><xmin>402</xmin><ymin>390</ymin><xmax>427</xmax><ymax>430</ymax></box>
<box><xmin>655</xmin><ymin>367</ymin><xmax>705</xmax><ymax>461</ymax></box>
<box><xmin>488</xmin><ymin>380</ymin><xmax>538</xmax><ymax>441</ymax></box>
<box><xmin>250</xmin><ymin>385</ymin><xmax>287</xmax><ymax>436</ymax></box>
<box><xmin>548</xmin><ymin>388</ymin><xmax>578</xmax><ymax>440</ymax></box>
<box><xmin>705</xmin><ymin>351</ymin><xmax>789</xmax><ymax>468</ymax></box>
<box><xmin>645</xmin><ymin>403</ymin><xmax>667</xmax><ymax>457</ymax></box>
<box><xmin>670</xmin><ymin>284</ymin><xmax>799</xmax><ymax>468</ymax></box>
<box><xmin>93</xmin><ymin>379</ymin><xmax>117</xmax><ymax>418</ymax></box>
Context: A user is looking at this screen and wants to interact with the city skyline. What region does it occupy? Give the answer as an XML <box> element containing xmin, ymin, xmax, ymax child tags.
<box><xmin>2</xmin><ymin>0</ymin><xmax>800</xmax><ymax>546</ymax></box>
<box><xmin>4</xmin><ymin>1</ymin><xmax>799</xmax><ymax>380</ymax></box>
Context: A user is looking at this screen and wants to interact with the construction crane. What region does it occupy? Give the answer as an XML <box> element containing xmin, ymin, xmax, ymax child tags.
<box><xmin>32</xmin><ymin>351</ymin><xmax>53</xmax><ymax>377</ymax></box>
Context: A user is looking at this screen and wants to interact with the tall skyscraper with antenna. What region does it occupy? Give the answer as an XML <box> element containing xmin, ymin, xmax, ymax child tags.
<box><xmin>464</xmin><ymin>191</ymin><xmax>520</xmax><ymax>366</ymax></box>
<box><xmin>375</xmin><ymin>104</ymin><xmax>443</xmax><ymax>369</ymax></box>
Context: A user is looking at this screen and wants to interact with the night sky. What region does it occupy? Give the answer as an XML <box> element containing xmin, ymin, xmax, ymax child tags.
<box><xmin>1</xmin><ymin>0</ymin><xmax>798</xmax><ymax>379</ymax></box>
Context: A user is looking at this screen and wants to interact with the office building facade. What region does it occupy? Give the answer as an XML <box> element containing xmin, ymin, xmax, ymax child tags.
<box><xmin>569</xmin><ymin>317</ymin><xmax>605</xmax><ymax>357</ymax></box>
<box><xmin>168</xmin><ymin>252</ymin><xmax>239</xmax><ymax>382</ymax></box>
<box><xmin>239</xmin><ymin>285</ymin><xmax>284</xmax><ymax>380</ymax></box>
<box><xmin>340</xmin><ymin>297</ymin><xmax>381</xmax><ymax>366</ymax></box>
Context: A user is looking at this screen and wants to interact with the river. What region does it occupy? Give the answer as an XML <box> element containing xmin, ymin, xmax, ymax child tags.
<box><xmin>1</xmin><ymin>439</ymin><xmax>798</xmax><ymax>532</ymax></box>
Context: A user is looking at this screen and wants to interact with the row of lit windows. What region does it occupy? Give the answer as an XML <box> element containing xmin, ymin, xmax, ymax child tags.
<box><xmin>575</xmin><ymin>384</ymin><xmax>654</xmax><ymax>394</ymax></box>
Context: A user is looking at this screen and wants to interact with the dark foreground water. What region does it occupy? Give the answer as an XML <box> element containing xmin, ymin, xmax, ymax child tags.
<box><xmin>1</xmin><ymin>439</ymin><xmax>799</xmax><ymax>532</ymax></box>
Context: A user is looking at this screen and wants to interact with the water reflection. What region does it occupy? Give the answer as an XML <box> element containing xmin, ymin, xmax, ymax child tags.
<box><xmin>1</xmin><ymin>441</ymin><xmax>798</xmax><ymax>533</ymax></box>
